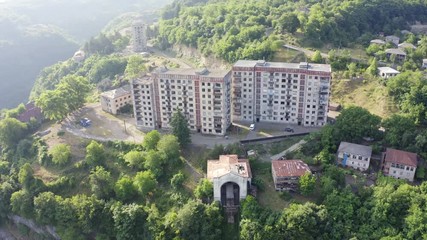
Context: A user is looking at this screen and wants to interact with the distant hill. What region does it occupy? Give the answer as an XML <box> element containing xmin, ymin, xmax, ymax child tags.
<box><xmin>0</xmin><ymin>0</ymin><xmax>172</xmax><ymax>109</ymax></box>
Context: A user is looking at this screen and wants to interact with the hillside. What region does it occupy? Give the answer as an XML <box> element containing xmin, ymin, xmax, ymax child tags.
<box><xmin>158</xmin><ymin>0</ymin><xmax>427</xmax><ymax>63</ymax></box>
<box><xmin>331</xmin><ymin>77</ymin><xmax>399</xmax><ymax>118</ymax></box>
<box><xmin>0</xmin><ymin>0</ymin><xmax>172</xmax><ymax>110</ymax></box>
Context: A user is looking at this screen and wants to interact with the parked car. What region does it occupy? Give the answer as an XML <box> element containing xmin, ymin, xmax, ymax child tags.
<box><xmin>284</xmin><ymin>127</ymin><xmax>294</xmax><ymax>133</ymax></box>
<box><xmin>80</xmin><ymin>118</ymin><xmax>92</xmax><ymax>127</ymax></box>
<box><xmin>249</xmin><ymin>124</ymin><xmax>255</xmax><ymax>131</ymax></box>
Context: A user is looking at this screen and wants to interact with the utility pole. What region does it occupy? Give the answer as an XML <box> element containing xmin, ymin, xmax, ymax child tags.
<box><xmin>123</xmin><ymin>120</ymin><xmax>127</xmax><ymax>134</ymax></box>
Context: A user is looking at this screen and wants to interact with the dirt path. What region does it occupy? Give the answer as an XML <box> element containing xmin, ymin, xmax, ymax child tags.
<box><xmin>270</xmin><ymin>139</ymin><xmax>307</xmax><ymax>161</ymax></box>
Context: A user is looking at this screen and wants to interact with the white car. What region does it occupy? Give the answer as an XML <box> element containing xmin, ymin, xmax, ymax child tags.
<box><xmin>249</xmin><ymin>124</ymin><xmax>255</xmax><ymax>131</ymax></box>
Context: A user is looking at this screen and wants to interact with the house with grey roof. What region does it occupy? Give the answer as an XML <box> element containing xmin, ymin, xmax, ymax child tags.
<box><xmin>378</xmin><ymin>67</ymin><xmax>400</xmax><ymax>79</ymax></box>
<box><xmin>385</xmin><ymin>48</ymin><xmax>406</xmax><ymax>62</ymax></box>
<box><xmin>385</xmin><ymin>35</ymin><xmax>400</xmax><ymax>45</ymax></box>
<box><xmin>398</xmin><ymin>42</ymin><xmax>416</xmax><ymax>50</ymax></box>
<box><xmin>337</xmin><ymin>142</ymin><xmax>372</xmax><ymax>171</ymax></box>
<box><xmin>370</xmin><ymin>39</ymin><xmax>386</xmax><ymax>45</ymax></box>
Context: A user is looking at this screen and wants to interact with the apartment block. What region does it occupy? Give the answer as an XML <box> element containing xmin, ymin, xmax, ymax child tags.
<box><xmin>131</xmin><ymin>67</ymin><xmax>231</xmax><ymax>135</ymax></box>
<box><xmin>231</xmin><ymin>60</ymin><xmax>331</xmax><ymax>126</ymax></box>
<box><xmin>132</xmin><ymin>21</ymin><xmax>147</xmax><ymax>52</ymax></box>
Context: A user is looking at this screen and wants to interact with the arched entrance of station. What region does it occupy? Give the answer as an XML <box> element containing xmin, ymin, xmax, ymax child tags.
<box><xmin>220</xmin><ymin>182</ymin><xmax>240</xmax><ymax>206</ymax></box>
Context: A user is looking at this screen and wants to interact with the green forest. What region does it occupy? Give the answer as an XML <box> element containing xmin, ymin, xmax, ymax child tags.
<box><xmin>158</xmin><ymin>0</ymin><xmax>427</xmax><ymax>62</ymax></box>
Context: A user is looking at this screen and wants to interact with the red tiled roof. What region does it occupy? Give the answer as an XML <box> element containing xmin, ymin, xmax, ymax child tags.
<box><xmin>384</xmin><ymin>148</ymin><xmax>418</xmax><ymax>167</ymax></box>
<box><xmin>272</xmin><ymin>160</ymin><xmax>311</xmax><ymax>178</ymax></box>
<box><xmin>17</xmin><ymin>102</ymin><xmax>42</xmax><ymax>123</ymax></box>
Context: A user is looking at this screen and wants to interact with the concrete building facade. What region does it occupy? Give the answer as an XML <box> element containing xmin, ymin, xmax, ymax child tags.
<box><xmin>271</xmin><ymin>160</ymin><xmax>311</xmax><ymax>191</ymax></box>
<box><xmin>207</xmin><ymin>155</ymin><xmax>252</xmax><ymax>204</ymax></box>
<box><xmin>100</xmin><ymin>87</ymin><xmax>132</xmax><ymax>115</ymax></box>
<box><xmin>337</xmin><ymin>142</ymin><xmax>372</xmax><ymax>171</ymax></box>
<box><xmin>231</xmin><ymin>60</ymin><xmax>331</xmax><ymax>126</ymax></box>
<box><xmin>131</xmin><ymin>67</ymin><xmax>231</xmax><ymax>135</ymax></box>
<box><xmin>132</xmin><ymin>21</ymin><xmax>147</xmax><ymax>52</ymax></box>
<box><xmin>381</xmin><ymin>148</ymin><xmax>418</xmax><ymax>182</ymax></box>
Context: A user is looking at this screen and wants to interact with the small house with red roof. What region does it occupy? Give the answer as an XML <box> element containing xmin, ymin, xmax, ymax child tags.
<box><xmin>17</xmin><ymin>102</ymin><xmax>43</xmax><ymax>123</ymax></box>
<box><xmin>381</xmin><ymin>148</ymin><xmax>418</xmax><ymax>182</ymax></box>
<box><xmin>271</xmin><ymin>160</ymin><xmax>311</xmax><ymax>191</ymax></box>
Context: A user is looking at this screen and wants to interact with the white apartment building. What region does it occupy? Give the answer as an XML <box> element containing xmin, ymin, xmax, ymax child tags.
<box><xmin>131</xmin><ymin>67</ymin><xmax>231</xmax><ymax>135</ymax></box>
<box><xmin>132</xmin><ymin>21</ymin><xmax>147</xmax><ymax>52</ymax></box>
<box><xmin>231</xmin><ymin>60</ymin><xmax>332</xmax><ymax>126</ymax></box>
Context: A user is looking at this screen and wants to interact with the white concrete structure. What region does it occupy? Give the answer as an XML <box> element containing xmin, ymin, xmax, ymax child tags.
<box><xmin>131</xmin><ymin>67</ymin><xmax>231</xmax><ymax>135</ymax></box>
<box><xmin>132</xmin><ymin>21</ymin><xmax>147</xmax><ymax>52</ymax></box>
<box><xmin>382</xmin><ymin>148</ymin><xmax>418</xmax><ymax>182</ymax></box>
<box><xmin>422</xmin><ymin>59</ymin><xmax>427</xmax><ymax>69</ymax></box>
<box><xmin>337</xmin><ymin>142</ymin><xmax>372</xmax><ymax>171</ymax></box>
<box><xmin>207</xmin><ymin>155</ymin><xmax>252</xmax><ymax>203</ymax></box>
<box><xmin>378</xmin><ymin>67</ymin><xmax>400</xmax><ymax>79</ymax></box>
<box><xmin>232</xmin><ymin>60</ymin><xmax>331</xmax><ymax>127</ymax></box>
<box><xmin>72</xmin><ymin>50</ymin><xmax>85</xmax><ymax>62</ymax></box>
<box><xmin>100</xmin><ymin>87</ymin><xmax>132</xmax><ymax>115</ymax></box>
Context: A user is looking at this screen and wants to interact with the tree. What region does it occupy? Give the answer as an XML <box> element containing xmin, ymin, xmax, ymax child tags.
<box><xmin>133</xmin><ymin>171</ymin><xmax>157</xmax><ymax>197</ymax></box>
<box><xmin>280</xmin><ymin>202</ymin><xmax>329</xmax><ymax>239</ymax></box>
<box><xmin>170</xmin><ymin>171</ymin><xmax>186</xmax><ymax>189</ymax></box>
<box><xmin>299</xmin><ymin>172</ymin><xmax>316</xmax><ymax>196</ymax></box>
<box><xmin>144</xmin><ymin>150</ymin><xmax>165</xmax><ymax>177</ymax></box>
<box><xmin>0</xmin><ymin>118</ymin><xmax>27</xmax><ymax>148</ymax></box>
<box><xmin>85</xmin><ymin>140</ymin><xmax>105</xmax><ymax>166</ymax></box>
<box><xmin>194</xmin><ymin>178</ymin><xmax>213</xmax><ymax>201</ymax></box>
<box><xmin>115</xmin><ymin>176</ymin><xmax>137</xmax><ymax>202</ymax></box>
<box><xmin>124</xmin><ymin>55</ymin><xmax>147</xmax><ymax>80</ymax></box>
<box><xmin>170</xmin><ymin>109</ymin><xmax>191</xmax><ymax>147</ymax></box>
<box><xmin>36</xmin><ymin>90</ymin><xmax>69</xmax><ymax>121</ymax></box>
<box><xmin>56</xmin><ymin>75</ymin><xmax>91</xmax><ymax>111</ymax></box>
<box><xmin>33</xmin><ymin>192</ymin><xmax>61</xmax><ymax>225</ymax></box>
<box><xmin>10</xmin><ymin>190</ymin><xmax>34</xmax><ymax>218</ymax></box>
<box><xmin>143</xmin><ymin>130</ymin><xmax>161</xmax><ymax>151</ymax></box>
<box><xmin>123</xmin><ymin>150</ymin><xmax>145</xmax><ymax>169</ymax></box>
<box><xmin>365</xmin><ymin>58</ymin><xmax>378</xmax><ymax>76</ymax></box>
<box><xmin>382</xmin><ymin>114</ymin><xmax>416</xmax><ymax>149</ymax></box>
<box><xmin>89</xmin><ymin>166</ymin><xmax>114</xmax><ymax>199</ymax></box>
<box><xmin>157</xmin><ymin>134</ymin><xmax>180</xmax><ymax>164</ymax></box>
<box><xmin>311</xmin><ymin>50</ymin><xmax>323</xmax><ymax>63</ymax></box>
<box><xmin>50</xmin><ymin>143</ymin><xmax>71</xmax><ymax>166</ymax></box>
<box><xmin>18</xmin><ymin>163</ymin><xmax>34</xmax><ymax>190</ymax></box>
<box><xmin>112</xmin><ymin>203</ymin><xmax>148</xmax><ymax>240</ymax></box>
<box><xmin>333</xmin><ymin>106</ymin><xmax>381</xmax><ymax>143</ymax></box>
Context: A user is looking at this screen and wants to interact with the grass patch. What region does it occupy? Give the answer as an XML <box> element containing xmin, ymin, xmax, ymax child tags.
<box><xmin>331</xmin><ymin>77</ymin><xmax>398</xmax><ymax>118</ymax></box>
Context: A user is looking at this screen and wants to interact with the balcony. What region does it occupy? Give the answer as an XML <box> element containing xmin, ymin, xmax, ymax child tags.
<box><xmin>214</xmin><ymin>90</ymin><xmax>222</xmax><ymax>95</ymax></box>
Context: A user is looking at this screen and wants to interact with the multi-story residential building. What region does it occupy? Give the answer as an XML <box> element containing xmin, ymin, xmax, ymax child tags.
<box><xmin>132</xmin><ymin>21</ymin><xmax>147</xmax><ymax>52</ymax></box>
<box><xmin>231</xmin><ymin>60</ymin><xmax>331</xmax><ymax>126</ymax></box>
<box><xmin>271</xmin><ymin>160</ymin><xmax>311</xmax><ymax>191</ymax></box>
<box><xmin>100</xmin><ymin>87</ymin><xmax>132</xmax><ymax>115</ymax></box>
<box><xmin>131</xmin><ymin>67</ymin><xmax>231</xmax><ymax>135</ymax></box>
<box><xmin>337</xmin><ymin>142</ymin><xmax>372</xmax><ymax>171</ymax></box>
<box><xmin>381</xmin><ymin>148</ymin><xmax>418</xmax><ymax>182</ymax></box>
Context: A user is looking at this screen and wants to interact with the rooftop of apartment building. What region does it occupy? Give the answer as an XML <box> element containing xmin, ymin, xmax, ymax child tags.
<box><xmin>338</xmin><ymin>142</ymin><xmax>373</xmax><ymax>157</ymax></box>
<box><xmin>154</xmin><ymin>66</ymin><xmax>231</xmax><ymax>78</ymax></box>
<box><xmin>233</xmin><ymin>60</ymin><xmax>331</xmax><ymax>73</ymax></box>
<box><xmin>384</xmin><ymin>148</ymin><xmax>418</xmax><ymax>167</ymax></box>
